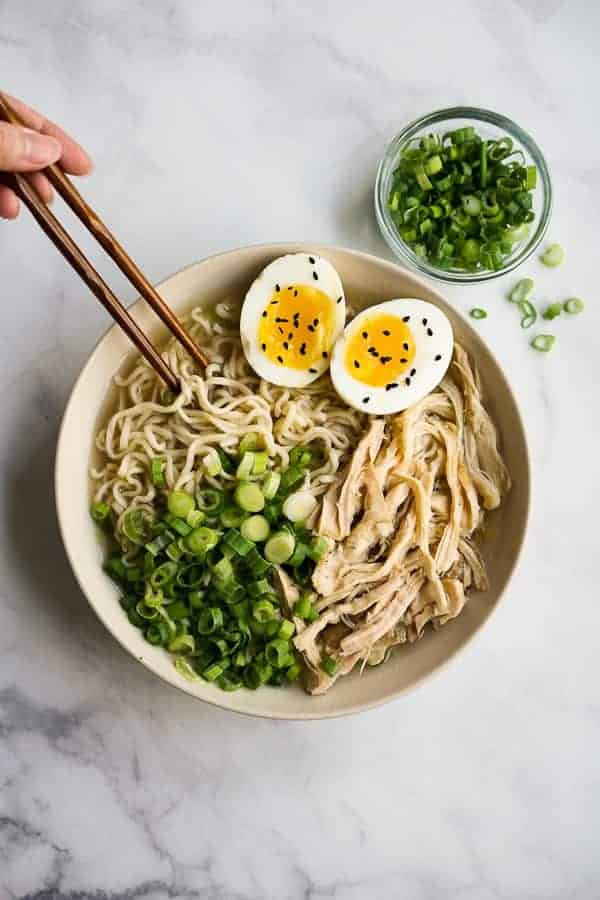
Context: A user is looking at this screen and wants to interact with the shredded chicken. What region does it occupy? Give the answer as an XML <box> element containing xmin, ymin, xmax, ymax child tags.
<box><xmin>294</xmin><ymin>344</ymin><xmax>510</xmax><ymax>694</ymax></box>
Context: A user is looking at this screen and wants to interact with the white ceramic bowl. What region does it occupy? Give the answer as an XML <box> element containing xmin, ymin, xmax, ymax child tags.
<box><xmin>55</xmin><ymin>243</ymin><xmax>530</xmax><ymax>719</ymax></box>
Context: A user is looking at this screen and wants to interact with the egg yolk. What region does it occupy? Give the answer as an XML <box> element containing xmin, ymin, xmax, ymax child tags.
<box><xmin>344</xmin><ymin>313</ymin><xmax>416</xmax><ymax>387</ymax></box>
<box><xmin>258</xmin><ymin>284</ymin><xmax>335</xmax><ymax>370</ymax></box>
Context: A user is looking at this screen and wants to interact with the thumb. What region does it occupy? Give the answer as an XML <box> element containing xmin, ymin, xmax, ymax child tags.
<box><xmin>0</xmin><ymin>122</ymin><xmax>61</xmax><ymax>172</ymax></box>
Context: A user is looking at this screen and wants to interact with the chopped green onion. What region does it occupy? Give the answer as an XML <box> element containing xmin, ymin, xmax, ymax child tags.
<box><xmin>282</xmin><ymin>490</ymin><xmax>318</xmax><ymax>523</ymax></box>
<box><xmin>564</xmin><ymin>297</ymin><xmax>584</xmax><ymax>315</ymax></box>
<box><xmin>251</xmin><ymin>451</ymin><xmax>268</xmax><ymax>475</ymax></box>
<box><xmin>239</xmin><ymin>432</ymin><xmax>264</xmax><ymax>454</ymax></box>
<box><xmin>240</xmin><ymin>515</ymin><xmax>270</xmax><ymax>543</ymax></box>
<box><xmin>286</xmin><ymin>662</ymin><xmax>301</xmax><ymax>682</ymax></box>
<box><xmin>189</xmin><ymin>589</ymin><xmax>205</xmax><ymax>609</ymax></box>
<box><xmin>540</xmin><ymin>243</ymin><xmax>564</xmax><ymax>267</ymax></box>
<box><xmin>151</xmin><ymin>458</ymin><xmax>166</xmax><ymax>487</ymax></box>
<box><xmin>278</xmin><ymin>465</ymin><xmax>305</xmax><ymax>495</ymax></box>
<box><xmin>163</xmin><ymin>513</ymin><xmax>192</xmax><ymax>536</ymax></box>
<box><xmin>197</xmin><ymin>606</ymin><xmax>224</xmax><ymax>634</ymax></box>
<box><xmin>174</xmin><ymin>656</ymin><xmax>199</xmax><ymax>681</ymax></box>
<box><xmin>287</xmin><ymin>542</ymin><xmax>308</xmax><ymax>567</ymax></box>
<box><xmin>219</xmin><ymin>505</ymin><xmax>246</xmax><ymax>528</ymax></box>
<box><xmin>518</xmin><ymin>299</ymin><xmax>537</xmax><ymax>329</ymax></box>
<box><xmin>122</xmin><ymin>508</ymin><xmax>152</xmax><ymax>545</ymax></box>
<box><xmin>248</xmin><ymin>579</ymin><xmax>272</xmax><ymax>598</ymax></box>
<box><xmin>508</xmin><ymin>277</ymin><xmax>534</xmax><ymax>304</ymax></box>
<box><xmin>320</xmin><ymin>655</ymin><xmax>338</xmax><ymax>677</ymax></box>
<box><xmin>195</xmin><ymin>488</ymin><xmax>224</xmax><ymax>515</ymax></box>
<box><xmin>307</xmin><ymin>536</ymin><xmax>329</xmax><ymax>562</ymax></box>
<box><xmin>185</xmin><ymin>526</ymin><xmax>220</xmax><ymax>555</ymax></box>
<box><xmin>168</xmin><ymin>633</ymin><xmax>195</xmax><ymax>654</ymax></box>
<box><xmin>150</xmin><ymin>561</ymin><xmax>178</xmax><ymax>589</ymax></box>
<box><xmin>203</xmin><ymin>453</ymin><xmax>222</xmax><ymax>478</ymax></box>
<box><xmin>212</xmin><ymin>555</ymin><xmax>234</xmax><ymax>583</ymax></box>
<box><xmin>223</xmin><ymin>528</ymin><xmax>254</xmax><ymax>557</ymax></box>
<box><xmin>218</xmin><ymin>672</ymin><xmax>243</xmax><ymax>691</ymax></box>
<box><xmin>252</xmin><ymin>597</ymin><xmax>276</xmax><ymax>622</ymax></box>
<box><xmin>265</xmin><ymin>638</ymin><xmax>293</xmax><ymax>668</ymax></box>
<box><xmin>234</xmin><ymin>482</ymin><xmax>265</xmax><ymax>513</ymax></box>
<box><xmin>245</xmin><ymin>546</ymin><xmax>271</xmax><ymax>576</ymax></box>
<box><xmin>186</xmin><ymin>509</ymin><xmax>205</xmax><ymax>528</ymax></box>
<box><xmin>166</xmin><ymin>540</ymin><xmax>184</xmax><ymax>562</ymax></box>
<box><xmin>262</xmin><ymin>471</ymin><xmax>281</xmax><ymax>500</ymax></box>
<box><xmin>278</xmin><ymin>619</ymin><xmax>295</xmax><ymax>641</ymax></box>
<box><xmin>542</xmin><ymin>302</ymin><xmax>563</xmax><ymax>321</ymax></box>
<box><xmin>531</xmin><ymin>334</ymin><xmax>556</xmax><ymax>352</ymax></box>
<box><xmin>236</xmin><ymin>452</ymin><xmax>255</xmax><ymax>480</ymax></box>
<box><xmin>294</xmin><ymin>593</ymin><xmax>316</xmax><ymax>620</ymax></box>
<box><xmin>202</xmin><ymin>661</ymin><xmax>225</xmax><ymax>682</ymax></box>
<box><xmin>145</xmin><ymin>621</ymin><xmax>170</xmax><ymax>645</ymax></box>
<box><xmin>145</xmin><ymin>530</ymin><xmax>175</xmax><ymax>557</ymax></box>
<box><xmin>469</xmin><ymin>308</ymin><xmax>487</xmax><ymax>320</ymax></box>
<box><xmin>167</xmin><ymin>491</ymin><xmax>195</xmax><ymax>519</ymax></box>
<box><xmin>264</xmin><ymin>530</ymin><xmax>296</xmax><ymax>564</ymax></box>
<box><xmin>91</xmin><ymin>501</ymin><xmax>111</xmax><ymax>523</ymax></box>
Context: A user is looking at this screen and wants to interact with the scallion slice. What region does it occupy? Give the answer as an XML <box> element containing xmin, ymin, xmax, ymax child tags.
<box><xmin>234</xmin><ymin>482</ymin><xmax>265</xmax><ymax>513</ymax></box>
<box><xmin>282</xmin><ymin>491</ymin><xmax>318</xmax><ymax>523</ymax></box>
<box><xmin>540</xmin><ymin>243</ymin><xmax>564</xmax><ymax>267</ymax></box>
<box><xmin>91</xmin><ymin>501</ymin><xmax>111</xmax><ymax>524</ymax></box>
<box><xmin>262</xmin><ymin>471</ymin><xmax>281</xmax><ymax>500</ymax></box>
<box><xmin>167</xmin><ymin>491</ymin><xmax>195</xmax><ymax>520</ymax></box>
<box><xmin>542</xmin><ymin>302</ymin><xmax>563</xmax><ymax>321</ymax></box>
<box><xmin>508</xmin><ymin>278</ymin><xmax>534</xmax><ymax>304</ymax></box>
<box><xmin>240</xmin><ymin>515</ymin><xmax>270</xmax><ymax>543</ymax></box>
<box><xmin>264</xmin><ymin>530</ymin><xmax>296</xmax><ymax>564</ymax></box>
<box><xmin>151</xmin><ymin>458</ymin><xmax>165</xmax><ymax>487</ymax></box>
<box><xmin>469</xmin><ymin>308</ymin><xmax>487</xmax><ymax>320</ymax></box>
<box><xmin>518</xmin><ymin>299</ymin><xmax>537</xmax><ymax>329</ymax></box>
<box><xmin>564</xmin><ymin>297</ymin><xmax>584</xmax><ymax>315</ymax></box>
<box><xmin>531</xmin><ymin>334</ymin><xmax>555</xmax><ymax>352</ymax></box>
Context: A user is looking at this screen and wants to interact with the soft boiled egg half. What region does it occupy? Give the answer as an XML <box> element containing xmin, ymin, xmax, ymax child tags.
<box><xmin>330</xmin><ymin>298</ymin><xmax>453</xmax><ymax>415</ymax></box>
<box><xmin>240</xmin><ymin>253</ymin><xmax>345</xmax><ymax>387</ymax></box>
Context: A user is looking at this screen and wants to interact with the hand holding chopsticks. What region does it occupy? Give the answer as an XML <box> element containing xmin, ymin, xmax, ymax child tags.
<box><xmin>0</xmin><ymin>92</ymin><xmax>207</xmax><ymax>390</ymax></box>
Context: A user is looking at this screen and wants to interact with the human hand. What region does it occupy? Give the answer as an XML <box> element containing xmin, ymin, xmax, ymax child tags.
<box><xmin>0</xmin><ymin>93</ymin><xmax>92</xmax><ymax>219</ymax></box>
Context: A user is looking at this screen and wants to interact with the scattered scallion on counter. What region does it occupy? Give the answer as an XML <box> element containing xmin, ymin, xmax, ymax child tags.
<box><xmin>387</xmin><ymin>127</ymin><xmax>537</xmax><ymax>272</ymax></box>
<box><xmin>542</xmin><ymin>301</ymin><xmax>563</xmax><ymax>321</ymax></box>
<box><xmin>564</xmin><ymin>297</ymin><xmax>584</xmax><ymax>315</ymax></box>
<box><xmin>540</xmin><ymin>243</ymin><xmax>565</xmax><ymax>267</ymax></box>
<box><xmin>518</xmin><ymin>299</ymin><xmax>537</xmax><ymax>329</ymax></box>
<box><xmin>531</xmin><ymin>334</ymin><xmax>556</xmax><ymax>352</ymax></box>
<box><xmin>91</xmin><ymin>440</ymin><xmax>327</xmax><ymax>692</ymax></box>
<box><xmin>508</xmin><ymin>278</ymin><xmax>534</xmax><ymax>304</ymax></box>
<box><xmin>469</xmin><ymin>308</ymin><xmax>487</xmax><ymax>320</ymax></box>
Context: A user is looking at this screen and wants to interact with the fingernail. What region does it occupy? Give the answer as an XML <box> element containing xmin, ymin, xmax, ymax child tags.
<box><xmin>21</xmin><ymin>129</ymin><xmax>61</xmax><ymax>165</ymax></box>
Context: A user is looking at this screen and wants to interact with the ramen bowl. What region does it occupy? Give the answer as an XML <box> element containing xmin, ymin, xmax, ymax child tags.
<box><xmin>55</xmin><ymin>243</ymin><xmax>530</xmax><ymax>719</ymax></box>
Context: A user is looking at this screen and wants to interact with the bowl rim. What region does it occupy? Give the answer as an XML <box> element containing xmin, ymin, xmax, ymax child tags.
<box><xmin>55</xmin><ymin>241</ymin><xmax>531</xmax><ymax>720</ymax></box>
<box><xmin>374</xmin><ymin>105</ymin><xmax>553</xmax><ymax>285</ymax></box>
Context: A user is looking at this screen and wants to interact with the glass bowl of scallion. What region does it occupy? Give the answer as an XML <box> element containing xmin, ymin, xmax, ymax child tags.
<box><xmin>374</xmin><ymin>107</ymin><xmax>552</xmax><ymax>284</ymax></box>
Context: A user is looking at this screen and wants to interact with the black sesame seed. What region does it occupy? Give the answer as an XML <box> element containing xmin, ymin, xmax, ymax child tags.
<box><xmin>403</xmin><ymin>342</ymin><xmax>409</xmax><ymax>351</ymax></box>
<box><xmin>294</xmin><ymin>290</ymin><xmax>298</xmax><ymax>297</ymax></box>
<box><xmin>400</xmin><ymin>357</ymin><xmax>408</xmax><ymax>363</ymax></box>
<box><xmin>435</xmin><ymin>354</ymin><xmax>442</xmax><ymax>361</ymax></box>
<box><xmin>277</xmin><ymin>356</ymin><xmax>283</xmax><ymax>364</ymax></box>
<box><xmin>275</xmin><ymin>284</ymin><xmax>280</xmax><ymax>292</ymax></box>
<box><xmin>278</xmin><ymin>327</ymin><xmax>284</xmax><ymax>334</ymax></box>
<box><xmin>382</xmin><ymin>330</ymin><xmax>391</xmax><ymax>336</ymax></box>
<box><xmin>362</xmin><ymin>396</ymin><xmax>370</xmax><ymax>404</ymax></box>
<box><xmin>422</xmin><ymin>318</ymin><xmax>427</xmax><ymax>326</ymax></box>
<box><xmin>410</xmin><ymin>368</ymin><xmax>416</xmax><ymax>376</ymax></box>
<box><xmin>337</xmin><ymin>296</ymin><xmax>343</xmax><ymax>304</ymax></box>
<box><xmin>288</xmin><ymin>332</ymin><xmax>293</xmax><ymax>340</ymax></box>
<box><xmin>405</xmin><ymin>377</ymin><xmax>411</xmax><ymax>386</ymax></box>
<box><xmin>403</xmin><ymin>315</ymin><xmax>410</xmax><ymax>322</ymax></box>
<box><xmin>288</xmin><ymin>285</ymin><xmax>293</xmax><ymax>291</ymax></box>
<box><xmin>362</xmin><ymin>331</ymin><xmax>368</xmax><ymax>339</ymax></box>
<box><xmin>300</xmin><ymin>343</ymin><xmax>307</xmax><ymax>355</ymax></box>
<box><xmin>313</xmin><ymin>318</ymin><xmax>319</xmax><ymax>327</ymax></box>
<box><xmin>261</xmin><ymin>343</ymin><xmax>266</xmax><ymax>351</ymax></box>
<box><xmin>313</xmin><ymin>271</ymin><xmax>319</xmax><ymax>281</ymax></box>
<box><xmin>283</xmin><ymin>342</ymin><xmax>289</xmax><ymax>350</ymax></box>
<box><xmin>368</xmin><ymin>346</ymin><xmax>376</xmax><ymax>353</ymax></box>
<box><xmin>309</xmin><ymin>256</ymin><xmax>315</xmax><ymax>264</ymax></box>
<box><xmin>262</xmin><ymin>311</ymin><xmax>267</xmax><ymax>318</ymax></box>
<box><xmin>308</xmin><ymin>325</ymin><xmax>315</xmax><ymax>332</ymax></box>
<box><xmin>309</xmin><ymin>367</ymin><xmax>317</xmax><ymax>373</ymax></box>
<box><xmin>294</xmin><ymin>321</ymin><xmax>300</xmax><ymax>329</ymax></box>
<box><xmin>270</xmin><ymin>299</ymin><xmax>278</xmax><ymax>305</ymax></box>
<box><xmin>354</xmin><ymin>360</ymin><xmax>360</xmax><ymax>369</ymax></box>
<box><xmin>275</xmin><ymin>317</ymin><xmax>289</xmax><ymax>323</ymax></box>
<box><xmin>385</xmin><ymin>383</ymin><xmax>398</xmax><ymax>391</ymax></box>
<box><xmin>427</xmin><ymin>328</ymin><xmax>433</xmax><ymax>336</ymax></box>
<box><xmin>322</xmin><ymin>351</ymin><xmax>328</xmax><ymax>359</ymax></box>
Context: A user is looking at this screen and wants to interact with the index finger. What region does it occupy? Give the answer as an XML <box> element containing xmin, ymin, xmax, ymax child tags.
<box><xmin>2</xmin><ymin>93</ymin><xmax>93</xmax><ymax>175</ymax></box>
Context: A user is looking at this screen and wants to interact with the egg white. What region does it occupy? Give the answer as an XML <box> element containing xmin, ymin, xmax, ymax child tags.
<box><xmin>330</xmin><ymin>298</ymin><xmax>453</xmax><ymax>415</ymax></box>
<box><xmin>240</xmin><ymin>253</ymin><xmax>346</xmax><ymax>388</ymax></box>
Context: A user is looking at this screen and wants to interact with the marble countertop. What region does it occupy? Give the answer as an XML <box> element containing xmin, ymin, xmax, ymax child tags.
<box><xmin>1</xmin><ymin>2</ymin><xmax>599</xmax><ymax>897</ymax></box>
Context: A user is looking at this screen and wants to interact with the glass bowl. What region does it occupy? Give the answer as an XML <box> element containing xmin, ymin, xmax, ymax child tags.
<box><xmin>374</xmin><ymin>106</ymin><xmax>552</xmax><ymax>284</ymax></box>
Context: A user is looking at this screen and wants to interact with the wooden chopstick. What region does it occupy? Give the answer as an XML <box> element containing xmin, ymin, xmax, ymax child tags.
<box><xmin>0</xmin><ymin>93</ymin><xmax>208</xmax><ymax>385</ymax></box>
<box><xmin>1</xmin><ymin>168</ymin><xmax>180</xmax><ymax>391</ymax></box>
